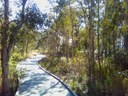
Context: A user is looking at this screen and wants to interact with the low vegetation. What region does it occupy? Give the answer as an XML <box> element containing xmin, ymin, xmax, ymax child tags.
<box><xmin>39</xmin><ymin>51</ymin><xmax>128</xmax><ymax>96</ymax></box>
<box><xmin>1</xmin><ymin>0</ymin><xmax>128</xmax><ymax>96</ymax></box>
<box><xmin>39</xmin><ymin>52</ymin><xmax>87</xmax><ymax>95</ymax></box>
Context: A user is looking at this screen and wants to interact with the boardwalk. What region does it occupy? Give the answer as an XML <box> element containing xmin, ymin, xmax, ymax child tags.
<box><xmin>16</xmin><ymin>54</ymin><xmax>77</xmax><ymax>96</ymax></box>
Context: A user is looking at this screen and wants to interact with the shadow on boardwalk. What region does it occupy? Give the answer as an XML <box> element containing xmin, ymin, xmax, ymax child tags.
<box><xmin>16</xmin><ymin>54</ymin><xmax>76</xmax><ymax>96</ymax></box>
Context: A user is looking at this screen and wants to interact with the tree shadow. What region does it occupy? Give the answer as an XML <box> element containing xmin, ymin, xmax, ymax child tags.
<box><xmin>18</xmin><ymin>73</ymin><xmax>51</xmax><ymax>93</ymax></box>
<box><xmin>40</xmin><ymin>81</ymin><xmax>73</xmax><ymax>96</ymax></box>
<box><xmin>18</xmin><ymin>72</ymin><xmax>73</xmax><ymax>96</ymax></box>
<box><xmin>17</xmin><ymin>54</ymin><xmax>74</xmax><ymax>96</ymax></box>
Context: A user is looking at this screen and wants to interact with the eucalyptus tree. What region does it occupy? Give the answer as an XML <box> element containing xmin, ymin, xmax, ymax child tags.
<box><xmin>67</xmin><ymin>0</ymin><xmax>78</xmax><ymax>58</ymax></box>
<box><xmin>1</xmin><ymin>0</ymin><xmax>10</xmax><ymax>95</ymax></box>
<box><xmin>38</xmin><ymin>0</ymin><xmax>128</xmax><ymax>95</ymax></box>
<box><xmin>1</xmin><ymin>0</ymin><xmax>47</xmax><ymax>95</ymax></box>
<box><xmin>50</xmin><ymin>0</ymin><xmax>80</xmax><ymax>58</ymax></box>
<box><xmin>77</xmin><ymin>0</ymin><xmax>96</xmax><ymax>95</ymax></box>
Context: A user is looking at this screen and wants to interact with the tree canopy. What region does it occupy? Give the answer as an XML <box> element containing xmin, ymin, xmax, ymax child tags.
<box><xmin>0</xmin><ymin>0</ymin><xmax>128</xmax><ymax>96</ymax></box>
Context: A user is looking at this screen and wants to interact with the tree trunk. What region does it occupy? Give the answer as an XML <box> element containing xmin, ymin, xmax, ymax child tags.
<box><xmin>1</xmin><ymin>1</ymin><xmax>27</xmax><ymax>95</ymax></box>
<box><xmin>69</xmin><ymin>2</ymin><xmax>74</xmax><ymax>59</ymax></box>
<box><xmin>87</xmin><ymin>0</ymin><xmax>95</xmax><ymax>95</ymax></box>
<box><xmin>1</xmin><ymin>46</ymin><xmax>10</xmax><ymax>96</ymax></box>
<box><xmin>124</xmin><ymin>35</ymin><xmax>128</xmax><ymax>52</ymax></box>
<box><xmin>97</xmin><ymin>0</ymin><xmax>101</xmax><ymax>72</ymax></box>
<box><xmin>1</xmin><ymin>0</ymin><xmax>11</xmax><ymax>95</ymax></box>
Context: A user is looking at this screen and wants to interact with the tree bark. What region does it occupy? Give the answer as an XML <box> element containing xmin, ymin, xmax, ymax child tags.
<box><xmin>69</xmin><ymin>1</ymin><xmax>74</xmax><ymax>59</ymax></box>
<box><xmin>87</xmin><ymin>0</ymin><xmax>95</xmax><ymax>95</ymax></box>
<box><xmin>1</xmin><ymin>0</ymin><xmax>27</xmax><ymax>95</ymax></box>
<box><xmin>1</xmin><ymin>0</ymin><xmax>11</xmax><ymax>96</ymax></box>
<box><xmin>97</xmin><ymin>0</ymin><xmax>102</xmax><ymax>79</ymax></box>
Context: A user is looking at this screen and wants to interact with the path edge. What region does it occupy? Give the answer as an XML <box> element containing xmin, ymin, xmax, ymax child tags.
<box><xmin>37</xmin><ymin>62</ymin><xmax>78</xmax><ymax>96</ymax></box>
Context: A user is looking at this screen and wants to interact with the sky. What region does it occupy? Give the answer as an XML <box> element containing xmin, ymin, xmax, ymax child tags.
<box><xmin>32</xmin><ymin>0</ymin><xmax>50</xmax><ymax>12</ymax></box>
<box><xmin>9</xmin><ymin>0</ymin><xmax>50</xmax><ymax>19</ymax></box>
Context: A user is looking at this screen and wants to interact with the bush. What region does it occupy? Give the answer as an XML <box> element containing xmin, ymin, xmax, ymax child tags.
<box><xmin>39</xmin><ymin>52</ymin><xmax>88</xmax><ymax>96</ymax></box>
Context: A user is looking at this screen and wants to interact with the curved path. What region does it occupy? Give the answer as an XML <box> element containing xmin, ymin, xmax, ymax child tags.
<box><xmin>16</xmin><ymin>54</ymin><xmax>77</xmax><ymax>96</ymax></box>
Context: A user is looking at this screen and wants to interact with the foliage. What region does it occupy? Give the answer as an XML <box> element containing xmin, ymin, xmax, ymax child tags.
<box><xmin>39</xmin><ymin>52</ymin><xmax>88</xmax><ymax>95</ymax></box>
<box><xmin>1</xmin><ymin>0</ymin><xmax>128</xmax><ymax>96</ymax></box>
<box><xmin>39</xmin><ymin>0</ymin><xmax>128</xmax><ymax>96</ymax></box>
